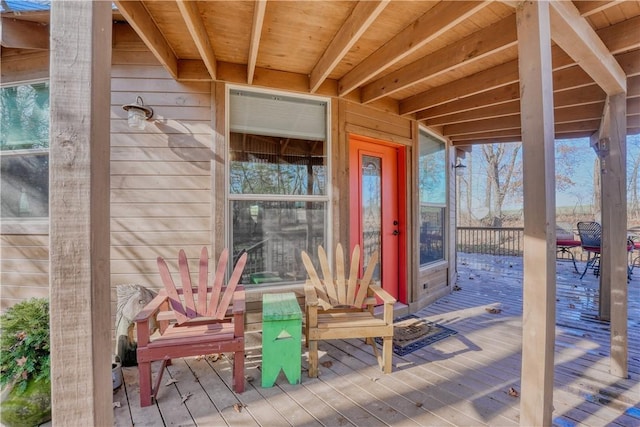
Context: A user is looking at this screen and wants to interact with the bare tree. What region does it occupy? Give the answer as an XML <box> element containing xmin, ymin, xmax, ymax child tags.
<box><xmin>480</xmin><ymin>143</ymin><xmax>521</xmax><ymax>226</ymax></box>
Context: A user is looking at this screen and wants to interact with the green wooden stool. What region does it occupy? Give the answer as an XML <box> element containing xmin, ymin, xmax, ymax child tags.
<box><xmin>261</xmin><ymin>292</ymin><xmax>302</xmax><ymax>387</ymax></box>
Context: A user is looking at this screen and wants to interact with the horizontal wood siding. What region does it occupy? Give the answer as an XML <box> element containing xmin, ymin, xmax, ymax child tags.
<box><xmin>0</xmin><ymin>234</ymin><xmax>49</xmax><ymax>312</ymax></box>
<box><xmin>109</xmin><ymin>47</ymin><xmax>213</xmax><ymax>330</ymax></box>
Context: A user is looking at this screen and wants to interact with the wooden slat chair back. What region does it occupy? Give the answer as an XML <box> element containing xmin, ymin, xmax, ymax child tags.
<box><xmin>135</xmin><ymin>247</ymin><xmax>247</xmax><ymax>407</ymax></box>
<box><xmin>301</xmin><ymin>243</ymin><xmax>396</xmax><ymax>377</ymax></box>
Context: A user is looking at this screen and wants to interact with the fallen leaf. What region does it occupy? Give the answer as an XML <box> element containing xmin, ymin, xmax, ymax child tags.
<box><xmin>246</xmin><ymin>375</ymin><xmax>254</xmax><ymax>383</ymax></box>
<box><xmin>208</xmin><ymin>354</ymin><xmax>220</xmax><ymax>362</ymax></box>
<box><xmin>181</xmin><ymin>392</ymin><xmax>192</xmax><ymax>404</ymax></box>
<box><xmin>508</xmin><ymin>387</ymin><xmax>519</xmax><ymax>397</ymax></box>
<box><xmin>415</xmin><ymin>402</ymin><xmax>423</xmax><ymax>407</ymax></box>
<box><xmin>453</xmin><ymin>285</ymin><xmax>462</xmax><ymax>291</ymax></box>
<box><xmin>195</xmin><ymin>355</ymin><xmax>204</xmax><ymax>361</ymax></box>
<box><xmin>113</xmin><ymin>401</ymin><xmax>121</xmax><ymax>408</ymax></box>
<box><xmin>321</xmin><ymin>361</ymin><xmax>333</xmax><ymax>368</ymax></box>
<box><xmin>16</xmin><ymin>356</ymin><xmax>27</xmax><ymax>367</ymax></box>
<box><xmin>486</xmin><ymin>307</ymin><xmax>502</xmax><ymax>314</ymax></box>
<box><xmin>233</xmin><ymin>403</ymin><xmax>243</xmax><ymax>413</ymax></box>
<box><xmin>165</xmin><ymin>378</ymin><xmax>178</xmax><ymax>386</ymax></box>
<box><xmin>16</xmin><ymin>331</ymin><xmax>26</xmax><ymax>341</ymax></box>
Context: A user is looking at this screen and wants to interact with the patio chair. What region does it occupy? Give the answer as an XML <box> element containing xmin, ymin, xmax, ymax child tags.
<box><xmin>301</xmin><ymin>244</ymin><xmax>396</xmax><ymax>378</ymax></box>
<box><xmin>577</xmin><ymin>221</ymin><xmax>602</xmax><ymax>279</ymax></box>
<box><xmin>134</xmin><ymin>247</ymin><xmax>247</xmax><ymax>406</ymax></box>
<box><xmin>577</xmin><ymin>221</ymin><xmax>633</xmax><ymax>280</ymax></box>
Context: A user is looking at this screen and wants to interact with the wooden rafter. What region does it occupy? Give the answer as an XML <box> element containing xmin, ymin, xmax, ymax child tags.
<box><xmin>176</xmin><ymin>0</ymin><xmax>217</xmax><ymax>80</ymax></box>
<box><xmin>0</xmin><ymin>17</ymin><xmax>49</xmax><ymax>49</ymax></box>
<box><xmin>425</xmin><ymin>77</ymin><xmax>639</xmax><ymax>127</ymax></box>
<box><xmin>403</xmin><ymin>12</ymin><xmax>638</xmax><ymax>116</ymax></box>
<box><xmin>309</xmin><ymin>0</ymin><xmax>390</xmax><ymax>93</ymax></box>
<box><xmin>247</xmin><ymin>0</ymin><xmax>267</xmax><ymax>85</ymax></box>
<box><xmin>549</xmin><ymin>0</ymin><xmax>626</xmax><ymax>95</ymax></box>
<box><xmin>575</xmin><ymin>0</ymin><xmax>623</xmax><ymax>17</ymax></box>
<box><xmin>338</xmin><ymin>1</ymin><xmax>489</xmax><ymax>96</ymax></box>
<box><xmin>113</xmin><ymin>0</ymin><xmax>179</xmax><ymax>79</ymax></box>
<box><xmin>362</xmin><ymin>15</ymin><xmax>518</xmax><ymax>103</ymax></box>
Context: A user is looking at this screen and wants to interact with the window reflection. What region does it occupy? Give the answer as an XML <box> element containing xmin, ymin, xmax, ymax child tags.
<box><xmin>419</xmin><ymin>131</ymin><xmax>446</xmax><ymax>265</ymax></box>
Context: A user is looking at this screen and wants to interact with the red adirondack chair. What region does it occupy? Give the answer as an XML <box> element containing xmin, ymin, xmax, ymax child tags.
<box><xmin>134</xmin><ymin>247</ymin><xmax>247</xmax><ymax>406</ymax></box>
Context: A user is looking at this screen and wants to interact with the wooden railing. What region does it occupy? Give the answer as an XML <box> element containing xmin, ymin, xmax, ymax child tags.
<box><xmin>456</xmin><ymin>226</ymin><xmax>590</xmax><ymax>262</ymax></box>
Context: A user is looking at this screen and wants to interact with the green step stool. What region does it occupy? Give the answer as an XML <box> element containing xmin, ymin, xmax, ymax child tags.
<box><xmin>261</xmin><ymin>292</ymin><xmax>302</xmax><ymax>387</ymax></box>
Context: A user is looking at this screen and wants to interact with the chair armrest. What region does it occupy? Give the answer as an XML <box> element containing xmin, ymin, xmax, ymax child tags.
<box><xmin>304</xmin><ymin>281</ymin><xmax>319</xmax><ymax>307</ymax></box>
<box><xmin>232</xmin><ymin>288</ymin><xmax>246</xmax><ymax>314</ymax></box>
<box><xmin>369</xmin><ymin>285</ymin><xmax>396</xmax><ymax>305</ymax></box>
<box><xmin>134</xmin><ymin>290</ymin><xmax>169</xmax><ymax>323</ymax></box>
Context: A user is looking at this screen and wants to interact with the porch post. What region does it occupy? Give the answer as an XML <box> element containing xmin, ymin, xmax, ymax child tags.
<box><xmin>516</xmin><ymin>2</ymin><xmax>556</xmax><ymax>426</ymax></box>
<box><xmin>49</xmin><ymin>1</ymin><xmax>112</xmax><ymax>425</ymax></box>
<box><xmin>598</xmin><ymin>93</ymin><xmax>628</xmax><ymax>377</ymax></box>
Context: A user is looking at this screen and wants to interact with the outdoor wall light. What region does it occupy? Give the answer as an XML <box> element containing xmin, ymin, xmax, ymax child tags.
<box><xmin>453</xmin><ymin>160</ymin><xmax>466</xmax><ymax>176</ymax></box>
<box><xmin>122</xmin><ymin>96</ymin><xmax>153</xmax><ymax>130</ymax></box>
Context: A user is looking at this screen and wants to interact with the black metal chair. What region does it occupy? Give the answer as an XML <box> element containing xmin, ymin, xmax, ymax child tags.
<box><xmin>576</xmin><ymin>221</ymin><xmax>602</xmax><ymax>279</ymax></box>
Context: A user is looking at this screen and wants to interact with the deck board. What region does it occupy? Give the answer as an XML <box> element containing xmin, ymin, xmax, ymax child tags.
<box><xmin>114</xmin><ymin>253</ymin><xmax>640</xmax><ymax>426</ymax></box>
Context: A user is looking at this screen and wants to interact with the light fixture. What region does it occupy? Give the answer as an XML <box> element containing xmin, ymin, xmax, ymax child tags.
<box><xmin>122</xmin><ymin>96</ymin><xmax>153</xmax><ymax>130</ymax></box>
<box><xmin>453</xmin><ymin>160</ymin><xmax>466</xmax><ymax>176</ymax></box>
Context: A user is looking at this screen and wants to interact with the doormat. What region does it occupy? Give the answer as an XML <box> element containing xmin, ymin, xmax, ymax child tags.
<box><xmin>376</xmin><ymin>314</ymin><xmax>457</xmax><ymax>356</ymax></box>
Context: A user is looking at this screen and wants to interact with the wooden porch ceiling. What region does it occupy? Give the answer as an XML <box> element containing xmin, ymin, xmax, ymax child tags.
<box><xmin>2</xmin><ymin>1</ymin><xmax>639</xmax><ymax>145</ymax></box>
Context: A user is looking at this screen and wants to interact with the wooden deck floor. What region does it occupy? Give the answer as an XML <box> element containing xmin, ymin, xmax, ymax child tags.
<box><xmin>113</xmin><ymin>254</ymin><xmax>640</xmax><ymax>426</ymax></box>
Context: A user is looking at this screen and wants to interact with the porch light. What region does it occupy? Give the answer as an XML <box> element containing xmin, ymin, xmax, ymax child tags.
<box><xmin>453</xmin><ymin>160</ymin><xmax>466</xmax><ymax>176</ymax></box>
<box><xmin>122</xmin><ymin>96</ymin><xmax>153</xmax><ymax>130</ymax></box>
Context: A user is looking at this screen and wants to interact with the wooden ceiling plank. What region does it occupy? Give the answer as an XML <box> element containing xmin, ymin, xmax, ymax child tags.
<box><xmin>423</xmin><ymin>83</ymin><xmax>611</xmax><ymax>125</ymax></box>
<box><xmin>338</xmin><ymin>0</ymin><xmax>489</xmax><ymax>96</ymax></box>
<box><xmin>176</xmin><ymin>0</ymin><xmax>217</xmax><ymax>80</ymax></box>
<box><xmin>113</xmin><ymin>0</ymin><xmax>179</xmax><ymax>79</ymax></box>
<box><xmin>247</xmin><ymin>0</ymin><xmax>267</xmax><ymax>85</ymax></box>
<box><xmin>310</xmin><ymin>0</ymin><xmax>390</xmax><ymax>93</ymax></box>
<box><xmin>401</xmin><ymin>14</ymin><xmax>638</xmax><ymax>115</ymax></box>
<box><xmin>0</xmin><ymin>17</ymin><xmax>49</xmax><ymax>49</ymax></box>
<box><xmin>549</xmin><ymin>0</ymin><xmax>626</xmax><ymax>95</ymax></box>
<box><xmin>362</xmin><ymin>14</ymin><xmax>517</xmax><ymax>103</ymax></box>
<box><xmin>574</xmin><ymin>1</ymin><xmax>621</xmax><ymax>17</ymax></box>
<box><xmin>443</xmin><ymin>102</ymin><xmax>607</xmax><ymax>137</ymax></box>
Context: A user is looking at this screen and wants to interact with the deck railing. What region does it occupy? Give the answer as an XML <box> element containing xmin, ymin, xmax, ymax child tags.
<box><xmin>456</xmin><ymin>226</ymin><xmax>590</xmax><ymax>262</ymax></box>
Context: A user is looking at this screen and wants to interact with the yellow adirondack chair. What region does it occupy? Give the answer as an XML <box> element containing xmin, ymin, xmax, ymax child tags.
<box><xmin>301</xmin><ymin>244</ymin><xmax>396</xmax><ymax>377</ymax></box>
<box><xmin>134</xmin><ymin>247</ymin><xmax>247</xmax><ymax>406</ymax></box>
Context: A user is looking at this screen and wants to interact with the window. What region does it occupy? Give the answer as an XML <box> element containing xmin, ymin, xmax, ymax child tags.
<box><xmin>418</xmin><ymin>130</ymin><xmax>446</xmax><ymax>265</ymax></box>
<box><xmin>228</xmin><ymin>88</ymin><xmax>329</xmax><ymax>285</ymax></box>
<box><xmin>1</xmin><ymin>82</ymin><xmax>50</xmax><ymax>219</ymax></box>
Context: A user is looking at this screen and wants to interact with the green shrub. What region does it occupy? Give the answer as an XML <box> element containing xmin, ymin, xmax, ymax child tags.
<box><xmin>0</xmin><ymin>298</ymin><xmax>50</xmax><ymax>394</ymax></box>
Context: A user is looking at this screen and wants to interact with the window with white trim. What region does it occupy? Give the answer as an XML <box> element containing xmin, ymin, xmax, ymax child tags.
<box><xmin>418</xmin><ymin>130</ymin><xmax>446</xmax><ymax>265</ymax></box>
<box><xmin>1</xmin><ymin>82</ymin><xmax>50</xmax><ymax>219</ymax></box>
<box><xmin>228</xmin><ymin>88</ymin><xmax>330</xmax><ymax>285</ymax></box>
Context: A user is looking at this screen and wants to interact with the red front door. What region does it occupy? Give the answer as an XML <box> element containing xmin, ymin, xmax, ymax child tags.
<box><xmin>349</xmin><ymin>135</ymin><xmax>405</xmax><ymax>302</ymax></box>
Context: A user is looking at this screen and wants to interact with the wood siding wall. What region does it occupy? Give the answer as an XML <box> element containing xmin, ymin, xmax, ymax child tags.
<box><xmin>0</xmin><ymin>22</ymin><xmax>454</xmax><ymax>317</ymax></box>
<box><xmin>110</xmin><ymin>31</ymin><xmax>213</xmax><ymax>327</ymax></box>
<box><xmin>0</xmin><ymin>231</ymin><xmax>49</xmax><ymax>311</ymax></box>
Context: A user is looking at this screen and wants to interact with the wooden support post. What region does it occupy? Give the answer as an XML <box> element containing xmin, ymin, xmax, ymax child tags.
<box><xmin>49</xmin><ymin>2</ymin><xmax>112</xmax><ymax>425</ymax></box>
<box><xmin>516</xmin><ymin>2</ymin><xmax>556</xmax><ymax>426</ymax></box>
<box><xmin>598</xmin><ymin>93</ymin><xmax>628</xmax><ymax>377</ymax></box>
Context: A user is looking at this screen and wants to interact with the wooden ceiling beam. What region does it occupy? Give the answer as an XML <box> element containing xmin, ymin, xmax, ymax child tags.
<box><xmin>443</xmin><ymin>102</ymin><xmax>606</xmax><ymax>137</ymax></box>
<box><xmin>416</xmin><ymin>49</ymin><xmax>639</xmax><ymax>121</ymax></box>
<box><xmin>424</xmin><ymin>83</ymin><xmax>618</xmax><ymax>126</ymax></box>
<box><xmin>0</xmin><ymin>17</ymin><xmax>49</xmax><ymax>50</ymax></box>
<box><xmin>574</xmin><ymin>1</ymin><xmax>623</xmax><ymax>17</ymax></box>
<box><xmin>176</xmin><ymin>0</ymin><xmax>217</xmax><ymax>80</ymax></box>
<box><xmin>549</xmin><ymin>0</ymin><xmax>626</xmax><ymax>95</ymax></box>
<box><xmin>247</xmin><ymin>0</ymin><xmax>267</xmax><ymax>85</ymax></box>
<box><xmin>362</xmin><ymin>15</ymin><xmax>517</xmax><ymax>103</ymax></box>
<box><xmin>338</xmin><ymin>1</ymin><xmax>489</xmax><ymax>96</ymax></box>
<box><xmin>309</xmin><ymin>0</ymin><xmax>389</xmax><ymax>93</ymax></box>
<box><xmin>113</xmin><ymin>0</ymin><xmax>179</xmax><ymax>79</ymax></box>
<box><xmin>401</xmin><ymin>15</ymin><xmax>638</xmax><ymax>115</ymax></box>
